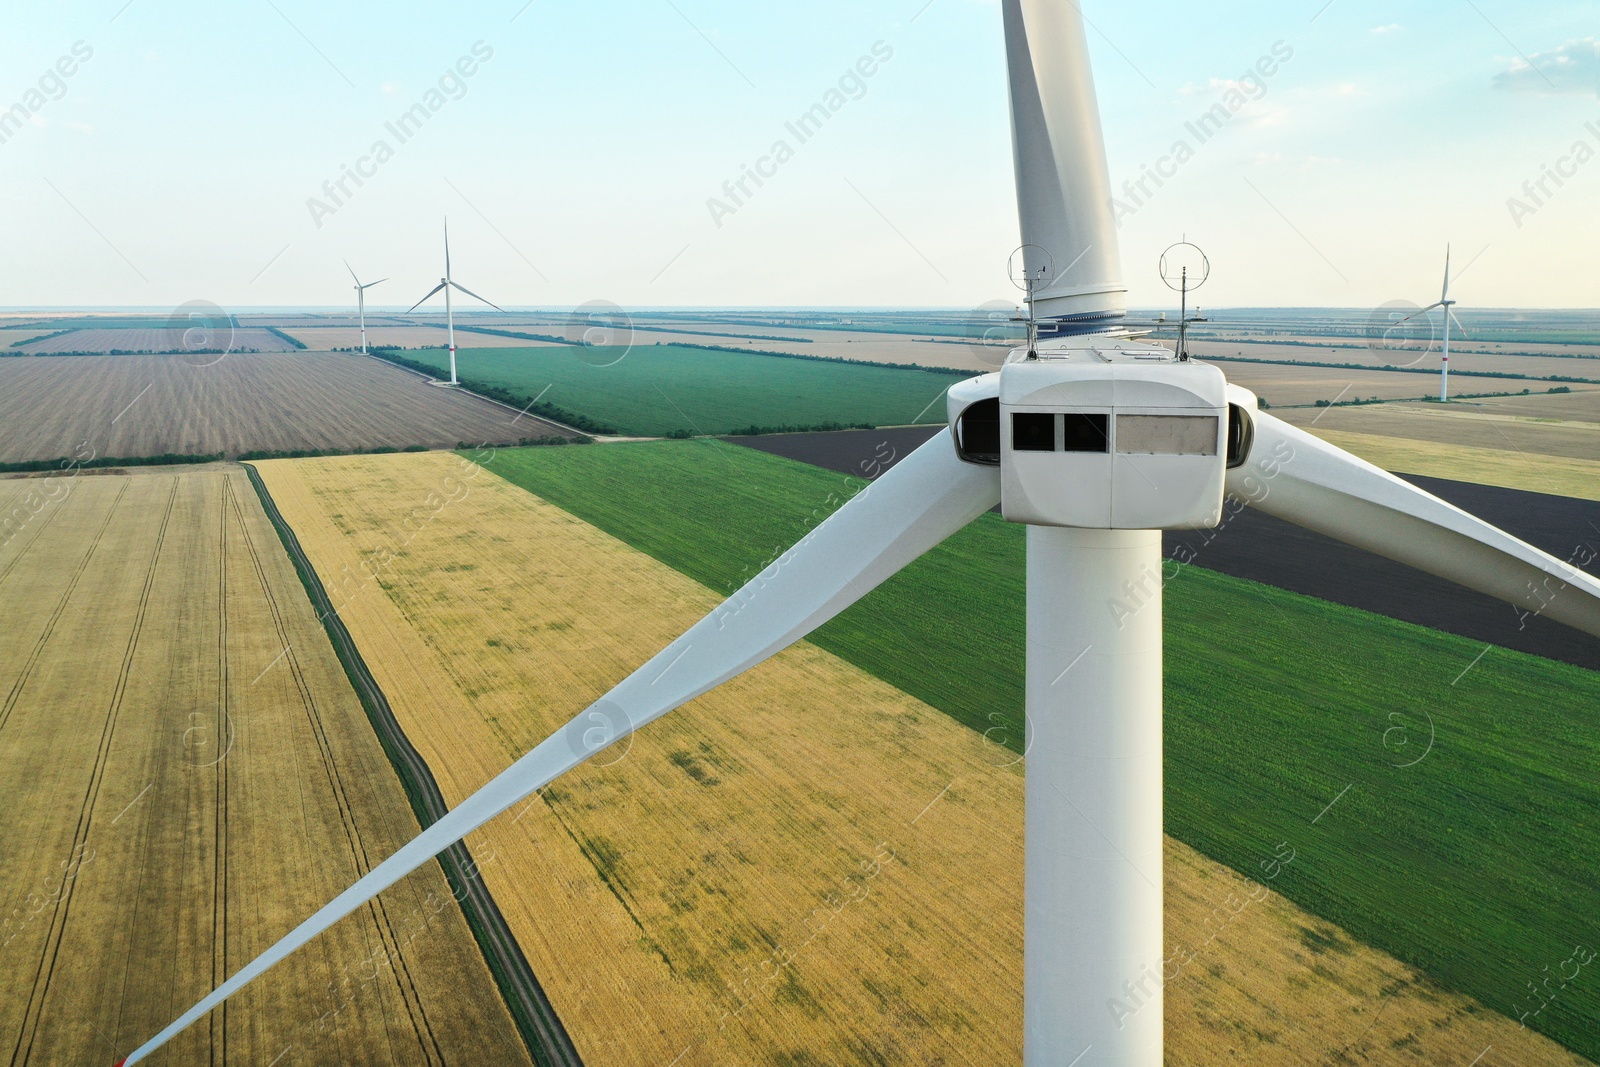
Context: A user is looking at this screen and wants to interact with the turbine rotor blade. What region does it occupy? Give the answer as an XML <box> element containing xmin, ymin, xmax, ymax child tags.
<box><xmin>1448</xmin><ymin>308</ymin><xmax>1468</xmax><ymax>339</ymax></box>
<box><xmin>118</xmin><ymin>429</ymin><xmax>1000</xmax><ymax>1065</ymax></box>
<box><xmin>1442</xmin><ymin>245</ymin><xmax>1452</xmax><ymax>303</ymax></box>
<box><xmin>406</xmin><ymin>282</ymin><xmax>448</xmax><ymax>313</ymax></box>
<box><xmin>1395</xmin><ymin>301</ymin><xmax>1445</xmax><ymax>326</ymax></box>
<box><xmin>1002</xmin><ymin>0</ymin><xmax>1125</xmax><ymax>323</ymax></box>
<box><xmin>444</xmin><ymin>218</ymin><xmax>452</xmax><ymax>279</ymax></box>
<box><xmin>362</xmin><ymin>277</ymin><xmax>389</xmax><ymax>290</ymax></box>
<box><xmin>1229</xmin><ymin>401</ymin><xmax>1600</xmax><ymax>639</ymax></box>
<box><xmin>345</xmin><ymin>259</ymin><xmax>361</xmax><ymax>287</ymax></box>
<box><xmin>449</xmin><ymin>280</ymin><xmax>505</xmax><ymax>312</ymax></box>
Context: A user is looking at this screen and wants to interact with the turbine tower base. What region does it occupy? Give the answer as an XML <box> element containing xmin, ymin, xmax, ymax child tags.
<box><xmin>1025</xmin><ymin>526</ymin><xmax>1163</xmax><ymax>1067</ymax></box>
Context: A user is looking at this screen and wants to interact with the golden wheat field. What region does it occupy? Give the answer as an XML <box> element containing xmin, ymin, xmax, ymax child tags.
<box><xmin>1162</xmin><ymin>845</ymin><xmax>1588</xmax><ymax>1065</ymax></box>
<box><xmin>257</xmin><ymin>451</ymin><xmax>1029</xmax><ymax>1065</ymax></box>
<box><xmin>1299</xmin><ymin>427</ymin><xmax>1600</xmax><ymax>502</ymax></box>
<box><xmin>254</xmin><ymin>451</ymin><xmax>1588</xmax><ymax>1065</ymax></box>
<box><xmin>0</xmin><ymin>466</ymin><xmax>530</xmax><ymax>1066</ymax></box>
<box><xmin>1281</xmin><ymin>400</ymin><xmax>1600</xmax><ymax>462</ymax></box>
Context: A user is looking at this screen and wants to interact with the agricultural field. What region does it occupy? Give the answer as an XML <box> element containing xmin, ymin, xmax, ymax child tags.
<box><xmin>0</xmin><ymin>327</ymin><xmax>77</xmax><ymax>347</ymax></box>
<box><xmin>538</xmin><ymin>312</ymin><xmax>1600</xmax><ymax>381</ymax></box>
<box><xmin>256</xmin><ymin>450</ymin><xmax>1588</xmax><ymax>1065</ymax></box>
<box><xmin>481</xmin><ymin>439</ymin><xmax>1600</xmax><ymax>1061</ymax></box>
<box><xmin>732</xmin><ymin>425</ymin><xmax>1600</xmax><ymax>672</ymax></box>
<box><xmin>0</xmin><ymin>353</ymin><xmax>569</xmax><ymax>464</ymax></box>
<box><xmin>1280</xmin><ymin>398</ymin><xmax>1600</xmax><ymax>461</ymax></box>
<box><xmin>13</xmin><ymin>328</ymin><xmax>303</xmax><ymax>355</ymax></box>
<box><xmin>593</xmin><ymin>323</ymin><xmax>1002</xmax><ymax>373</ymax></box>
<box><xmin>1191</xmin><ymin>307</ymin><xmax>1600</xmax><ymax>348</ymax></box>
<box><xmin>1161</xmin><ymin>841</ymin><xmax>1589</xmax><ymax>1064</ymax></box>
<box><xmin>280</xmin><ymin>326</ymin><xmax>565</xmax><ymax>351</ymax></box>
<box><xmin>1186</xmin><ymin>337</ymin><xmax>1600</xmax><ymax>379</ymax></box>
<box><xmin>1469</xmin><ymin>388</ymin><xmax>1600</xmax><ymax>422</ymax></box>
<box><xmin>0</xmin><ymin>466</ymin><xmax>530</xmax><ymax>1065</ymax></box>
<box><xmin>1201</xmin><ymin>360</ymin><xmax>1507</xmax><ymax>406</ymax></box>
<box><xmin>1196</xmin><ymin>326</ymin><xmax>1600</xmax><ymax>353</ymax></box>
<box><xmin>398</xmin><ymin>344</ymin><xmax>963</xmax><ymax>435</ymax></box>
<box><xmin>235</xmin><ymin>315</ymin><xmax>410</xmax><ymax>329</ymax></box>
<box><xmin>481</xmin><ymin>312</ymin><xmax>981</xmax><ymax>342</ymax></box>
<box><xmin>1305</xmin><ymin>428</ymin><xmax>1600</xmax><ymax>502</ymax></box>
<box><xmin>256</xmin><ymin>451</ymin><xmax>1029</xmax><ymax>1065</ymax></box>
<box><xmin>0</xmin><ymin>316</ymin><xmax>233</xmax><ymax>331</ymax></box>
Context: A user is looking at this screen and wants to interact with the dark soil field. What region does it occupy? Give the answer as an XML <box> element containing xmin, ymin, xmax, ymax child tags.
<box><xmin>0</xmin><ymin>352</ymin><xmax>574</xmax><ymax>463</ymax></box>
<box><xmin>730</xmin><ymin>427</ymin><xmax>1600</xmax><ymax>671</ymax></box>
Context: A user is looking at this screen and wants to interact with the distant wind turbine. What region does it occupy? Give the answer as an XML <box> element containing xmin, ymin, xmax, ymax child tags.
<box><xmin>345</xmin><ymin>261</ymin><xmax>387</xmax><ymax>355</ymax></box>
<box><xmin>407</xmin><ymin>219</ymin><xmax>504</xmax><ymax>385</ymax></box>
<box><xmin>1401</xmin><ymin>247</ymin><xmax>1466</xmax><ymax>401</ymax></box>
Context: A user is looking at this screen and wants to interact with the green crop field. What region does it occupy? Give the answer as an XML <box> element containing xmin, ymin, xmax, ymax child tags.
<box><xmin>475</xmin><ymin>438</ymin><xmax>1600</xmax><ymax>1061</ymax></box>
<box><xmin>400</xmin><ymin>344</ymin><xmax>962</xmax><ymax>436</ymax></box>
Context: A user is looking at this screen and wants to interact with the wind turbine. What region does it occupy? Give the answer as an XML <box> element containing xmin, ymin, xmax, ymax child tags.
<box><xmin>407</xmin><ymin>219</ymin><xmax>504</xmax><ymax>386</ymax></box>
<box><xmin>120</xmin><ymin>3</ymin><xmax>1600</xmax><ymax>1066</ymax></box>
<box><xmin>345</xmin><ymin>261</ymin><xmax>387</xmax><ymax>355</ymax></box>
<box><xmin>1401</xmin><ymin>247</ymin><xmax>1466</xmax><ymax>401</ymax></box>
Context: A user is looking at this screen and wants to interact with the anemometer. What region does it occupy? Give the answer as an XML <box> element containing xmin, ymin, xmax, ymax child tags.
<box><xmin>1159</xmin><ymin>239</ymin><xmax>1209</xmax><ymax>360</ymax></box>
<box><xmin>1008</xmin><ymin>244</ymin><xmax>1054</xmax><ymax>359</ymax></box>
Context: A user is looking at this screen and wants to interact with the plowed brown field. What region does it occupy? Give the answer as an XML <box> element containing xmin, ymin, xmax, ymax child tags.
<box><xmin>0</xmin><ymin>353</ymin><xmax>571</xmax><ymax>463</ymax></box>
<box><xmin>16</xmin><ymin>328</ymin><xmax>301</xmax><ymax>354</ymax></box>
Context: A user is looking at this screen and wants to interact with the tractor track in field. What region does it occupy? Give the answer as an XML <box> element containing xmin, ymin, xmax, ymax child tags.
<box><xmin>0</xmin><ymin>477</ymin><xmax>76</xmax><ymax>584</ymax></box>
<box><xmin>0</xmin><ymin>481</ymin><xmax>128</xmax><ymax>737</ymax></box>
<box><xmin>226</xmin><ymin>476</ymin><xmax>448</xmax><ymax>1065</ymax></box>
<box><xmin>10</xmin><ymin>479</ymin><xmax>176</xmax><ymax>1067</ymax></box>
<box><xmin>242</xmin><ymin>464</ymin><xmax>582</xmax><ymax>1067</ymax></box>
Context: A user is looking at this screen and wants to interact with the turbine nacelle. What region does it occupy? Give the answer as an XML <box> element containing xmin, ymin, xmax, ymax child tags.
<box><xmin>949</xmin><ymin>343</ymin><xmax>1237</xmax><ymax>530</ymax></box>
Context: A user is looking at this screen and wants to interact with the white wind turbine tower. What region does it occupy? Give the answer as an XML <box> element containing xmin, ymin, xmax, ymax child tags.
<box><xmin>1402</xmin><ymin>246</ymin><xmax>1465</xmax><ymax>401</ymax></box>
<box><xmin>121</xmin><ymin>3</ymin><xmax>1600</xmax><ymax>1065</ymax></box>
<box><xmin>407</xmin><ymin>219</ymin><xmax>504</xmax><ymax>386</ymax></box>
<box><xmin>344</xmin><ymin>261</ymin><xmax>387</xmax><ymax>355</ymax></box>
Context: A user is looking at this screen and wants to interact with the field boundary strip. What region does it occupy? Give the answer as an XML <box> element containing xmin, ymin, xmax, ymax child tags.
<box><xmin>240</xmin><ymin>462</ymin><xmax>584</xmax><ymax>1067</ymax></box>
<box><xmin>225</xmin><ymin>472</ymin><xmax>451</xmax><ymax>1062</ymax></box>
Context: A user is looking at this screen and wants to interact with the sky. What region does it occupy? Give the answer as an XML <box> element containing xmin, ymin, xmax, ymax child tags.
<box><xmin>0</xmin><ymin>0</ymin><xmax>1596</xmax><ymax>312</ymax></box>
